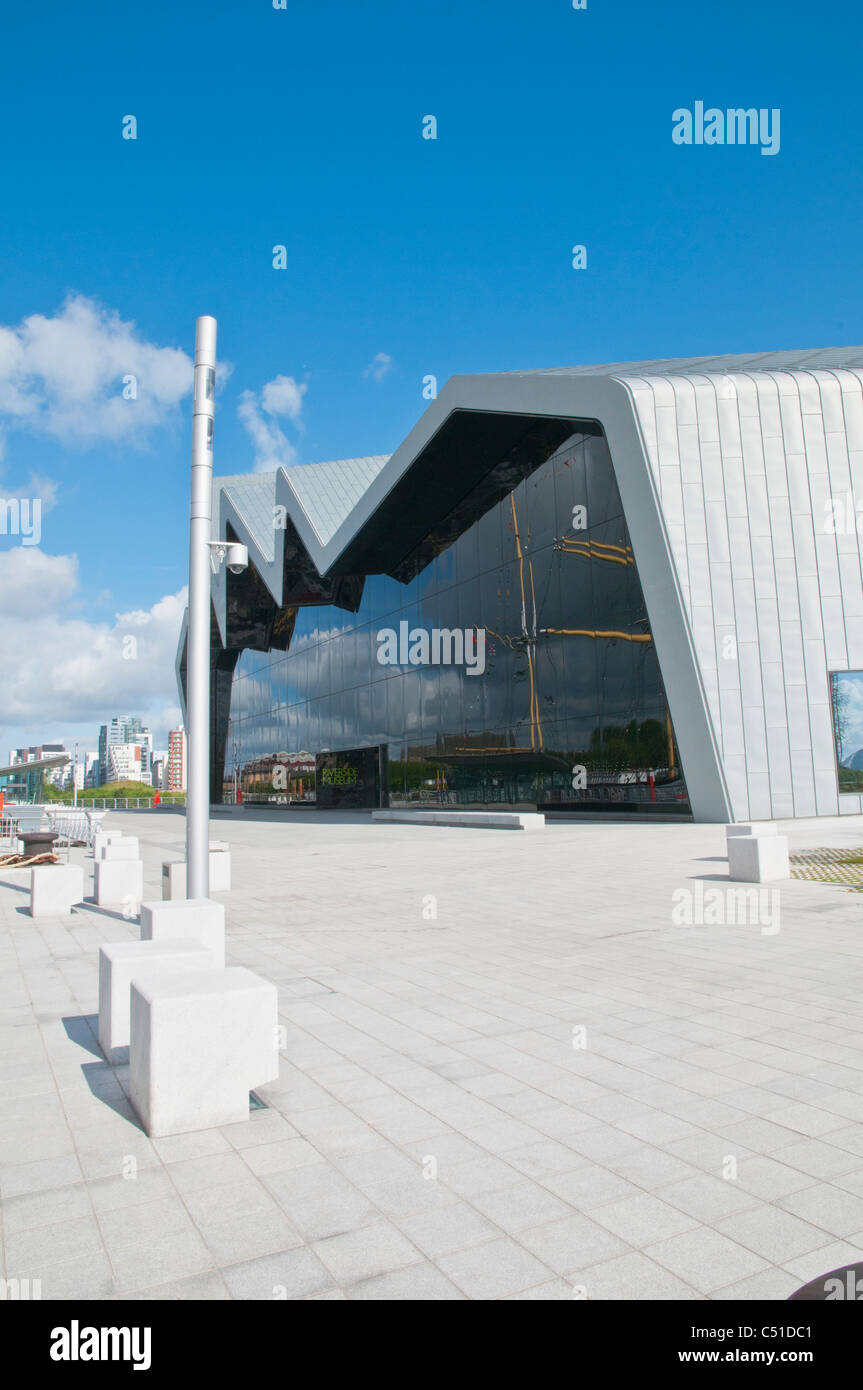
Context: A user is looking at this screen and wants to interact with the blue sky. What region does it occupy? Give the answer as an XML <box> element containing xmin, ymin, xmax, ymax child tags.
<box><xmin>1</xmin><ymin>0</ymin><xmax>861</xmax><ymax>755</ymax></box>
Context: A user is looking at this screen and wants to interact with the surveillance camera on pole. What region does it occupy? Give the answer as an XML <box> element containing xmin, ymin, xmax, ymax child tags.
<box><xmin>207</xmin><ymin>540</ymin><xmax>249</xmax><ymax>576</ymax></box>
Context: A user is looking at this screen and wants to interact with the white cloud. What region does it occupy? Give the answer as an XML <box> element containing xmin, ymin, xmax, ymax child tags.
<box><xmin>0</xmin><ymin>471</ymin><xmax>61</xmax><ymax>511</ymax></box>
<box><xmin>363</xmin><ymin>352</ymin><xmax>393</xmax><ymax>383</ymax></box>
<box><xmin>0</xmin><ymin>546</ymin><xmax>187</xmax><ymax>753</ymax></box>
<box><xmin>0</xmin><ymin>294</ymin><xmax>196</xmax><ymax>447</ymax></box>
<box><xmin>261</xmin><ymin>374</ymin><xmax>305</xmax><ymax>420</ymax></box>
<box><xmin>238</xmin><ymin>372</ymin><xmax>307</xmax><ymax>473</ymax></box>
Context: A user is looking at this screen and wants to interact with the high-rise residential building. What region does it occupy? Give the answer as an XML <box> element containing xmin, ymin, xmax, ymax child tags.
<box><xmin>166</xmin><ymin>728</ymin><xmax>186</xmax><ymax>792</ymax></box>
<box><xmin>99</xmin><ymin>717</ymin><xmax>152</xmax><ymax>785</ymax></box>
<box><xmin>105</xmin><ymin>742</ymin><xmax>150</xmax><ymax>785</ymax></box>
<box><xmin>151</xmin><ymin>753</ymin><xmax>167</xmax><ymax>790</ymax></box>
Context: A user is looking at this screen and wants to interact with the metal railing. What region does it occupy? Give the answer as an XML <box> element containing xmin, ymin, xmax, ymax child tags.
<box><xmin>39</xmin><ymin>797</ymin><xmax>187</xmax><ymax>810</ymax></box>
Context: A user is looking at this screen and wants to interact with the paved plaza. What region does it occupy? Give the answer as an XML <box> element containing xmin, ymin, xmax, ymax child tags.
<box><xmin>2</xmin><ymin>809</ymin><xmax>863</xmax><ymax>1301</ymax></box>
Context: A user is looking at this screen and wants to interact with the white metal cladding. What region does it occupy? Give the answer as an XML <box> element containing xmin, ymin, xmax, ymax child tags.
<box><xmin>622</xmin><ymin>367</ymin><xmax>863</xmax><ymax>821</ymax></box>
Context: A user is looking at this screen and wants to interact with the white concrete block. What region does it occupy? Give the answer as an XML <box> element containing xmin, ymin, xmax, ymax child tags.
<box><xmin>130</xmin><ymin>967</ymin><xmax>279</xmax><ymax>1136</ymax></box>
<box><xmin>372</xmin><ymin>810</ymin><xmax>545</xmax><ymax>831</ymax></box>
<box><xmin>98</xmin><ymin>939</ymin><xmax>219</xmax><ymax>1064</ymax></box>
<box><xmin>93</xmin><ymin>831</ymin><xmax>122</xmax><ymax>858</ymax></box>
<box><xmin>101</xmin><ymin>838</ymin><xmax>140</xmax><ymax>861</ymax></box>
<box><xmin>161</xmin><ymin>860</ymin><xmax>182</xmax><ymax>899</ymax></box>
<box><xmin>208</xmin><ymin>850</ymin><xmax>231</xmax><ymax>890</ymax></box>
<box><xmin>728</xmin><ymin>834</ymin><xmax>790</xmax><ymax>883</ymax></box>
<box><xmin>94</xmin><ymin>858</ymin><xmax>144</xmax><ymax>910</ymax></box>
<box><xmin>29</xmin><ymin>864</ymin><xmax>85</xmax><ymax>917</ymax></box>
<box><xmin>139</xmin><ymin>898</ymin><xmax>225</xmax><ymax>967</ymax></box>
<box><xmin>161</xmin><ymin>850</ymin><xmax>231</xmax><ymax>899</ymax></box>
<box><xmin>725</xmin><ymin>823</ymin><xmax>778</xmax><ymax>839</ymax></box>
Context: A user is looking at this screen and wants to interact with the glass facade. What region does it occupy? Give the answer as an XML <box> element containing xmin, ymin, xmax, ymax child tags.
<box><xmin>224</xmin><ymin>431</ymin><xmax>690</xmax><ymax>814</ymax></box>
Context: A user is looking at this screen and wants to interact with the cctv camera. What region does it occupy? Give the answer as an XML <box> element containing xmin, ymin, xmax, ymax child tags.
<box><xmin>226</xmin><ymin>543</ymin><xmax>248</xmax><ymax>575</ymax></box>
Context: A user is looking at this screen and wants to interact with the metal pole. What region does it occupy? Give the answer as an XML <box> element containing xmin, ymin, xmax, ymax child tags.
<box><xmin>186</xmin><ymin>316</ymin><xmax>217</xmax><ymax>899</ymax></box>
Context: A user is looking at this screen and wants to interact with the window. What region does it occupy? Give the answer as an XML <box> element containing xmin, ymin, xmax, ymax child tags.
<box><xmin>830</xmin><ymin>671</ymin><xmax>863</xmax><ymax>793</ymax></box>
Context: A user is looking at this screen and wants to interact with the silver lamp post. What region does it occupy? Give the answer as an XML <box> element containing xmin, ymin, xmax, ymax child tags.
<box><xmin>185</xmin><ymin>316</ymin><xmax>218</xmax><ymax>900</ymax></box>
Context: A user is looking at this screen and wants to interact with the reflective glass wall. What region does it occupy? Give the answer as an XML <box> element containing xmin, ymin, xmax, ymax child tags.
<box><xmin>225</xmin><ymin>432</ymin><xmax>690</xmax><ymax>813</ymax></box>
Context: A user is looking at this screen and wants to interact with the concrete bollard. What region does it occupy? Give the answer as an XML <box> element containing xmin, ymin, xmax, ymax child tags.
<box><xmin>101</xmin><ymin>838</ymin><xmax>140</xmax><ymax>861</ymax></box>
<box><xmin>139</xmin><ymin>898</ymin><xmax>226</xmax><ymax>967</ymax></box>
<box><xmin>129</xmin><ymin>967</ymin><xmax>279</xmax><ymax>1136</ymax></box>
<box><xmin>94</xmin><ymin>859</ymin><xmax>144</xmax><ymax>910</ymax></box>
<box><xmin>30</xmin><ymin>864</ymin><xmax>85</xmax><ymax>917</ymax></box>
<box><xmin>161</xmin><ymin>849</ymin><xmax>231</xmax><ymax>899</ymax></box>
<box><xmin>728</xmin><ymin>834</ymin><xmax>790</xmax><ymax>883</ymax></box>
<box><xmin>726</xmin><ymin>823</ymin><xmax>778</xmax><ymax>840</ymax></box>
<box><xmin>98</xmin><ymin>938</ymin><xmax>220</xmax><ymax>1065</ymax></box>
<box><xmin>93</xmin><ymin>831</ymin><xmax>122</xmax><ymax>859</ymax></box>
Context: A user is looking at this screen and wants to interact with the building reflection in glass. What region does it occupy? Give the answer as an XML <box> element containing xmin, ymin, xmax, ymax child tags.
<box><xmin>225</xmin><ymin>431</ymin><xmax>690</xmax><ymax>815</ymax></box>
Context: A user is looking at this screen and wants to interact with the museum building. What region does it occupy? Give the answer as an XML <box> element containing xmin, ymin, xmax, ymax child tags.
<box><xmin>177</xmin><ymin>349</ymin><xmax>863</xmax><ymax>822</ymax></box>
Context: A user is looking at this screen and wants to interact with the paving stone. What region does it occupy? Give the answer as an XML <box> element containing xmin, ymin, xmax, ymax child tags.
<box><xmin>577</xmin><ymin>1250</ymin><xmax>703</xmax><ymax>1301</ymax></box>
<box><xmin>645</xmin><ymin>1227</ymin><xmax>769</xmax><ymax>1294</ymax></box>
<box><xmin>222</xmin><ymin>1248</ymin><xmax>334</xmax><ymax>1300</ymax></box>
<box><xmin>346</xmin><ymin>1263</ymin><xmax>465</xmax><ymax>1300</ymax></box>
<box><xmin>438</xmin><ymin>1238</ymin><xmax>556</xmax><ymax>1299</ymax></box>
<box><xmin>313</xmin><ymin>1220</ymin><xmax>421</xmax><ymax>1284</ymax></box>
<box><xmin>517</xmin><ymin>1212</ymin><xmax>632</xmax><ymax>1274</ymax></box>
<box><xmin>777</xmin><ymin>1184</ymin><xmax>863</xmax><ymax>1239</ymax></box>
<box><xmin>715</xmin><ymin>1204</ymin><xmax>833</xmax><ymax>1262</ymax></box>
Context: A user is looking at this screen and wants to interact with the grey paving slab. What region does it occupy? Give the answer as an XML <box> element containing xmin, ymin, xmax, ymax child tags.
<box><xmin>777</xmin><ymin>1183</ymin><xmax>863</xmax><ymax>1238</ymax></box>
<box><xmin>3</xmin><ymin>1215</ymin><xmax>104</xmax><ymax>1275</ymax></box>
<box><xmin>715</xmin><ymin>1204</ymin><xmax>834</xmax><ymax>1262</ymax></box>
<box><xmin>645</xmin><ymin>1227</ymin><xmax>770</xmax><ymax>1293</ymax></box>
<box><xmin>346</xmin><ymin>1263</ymin><xmax>465</xmax><ymax>1300</ymax></box>
<box><xmin>221</xmin><ymin>1248</ymin><xmax>335</xmax><ymax>1300</ymax></box>
<box><xmin>195</xmin><ymin>1209</ymin><xmax>304</xmax><ymax>1265</ymax></box>
<box><xmin>119</xmin><ymin>1271</ymin><xmax>231</xmax><ymax>1301</ymax></box>
<box><xmin>577</xmin><ymin>1250</ymin><xmax>704</xmax><ymax>1300</ymax></box>
<box><xmin>437</xmin><ymin>1237</ymin><xmax>556</xmax><ymax>1299</ymax></box>
<box><xmin>312</xmin><ymin>1220</ymin><xmax>421</xmax><ymax>1284</ymax></box>
<box><xmin>781</xmin><ymin>1237</ymin><xmax>863</xmax><ymax>1284</ymax></box>
<box><xmin>393</xmin><ymin>1201</ymin><xmax>501</xmax><ymax>1258</ymax></box>
<box><xmin>517</xmin><ymin>1212</ymin><xmax>632</xmax><ymax>1274</ymax></box>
